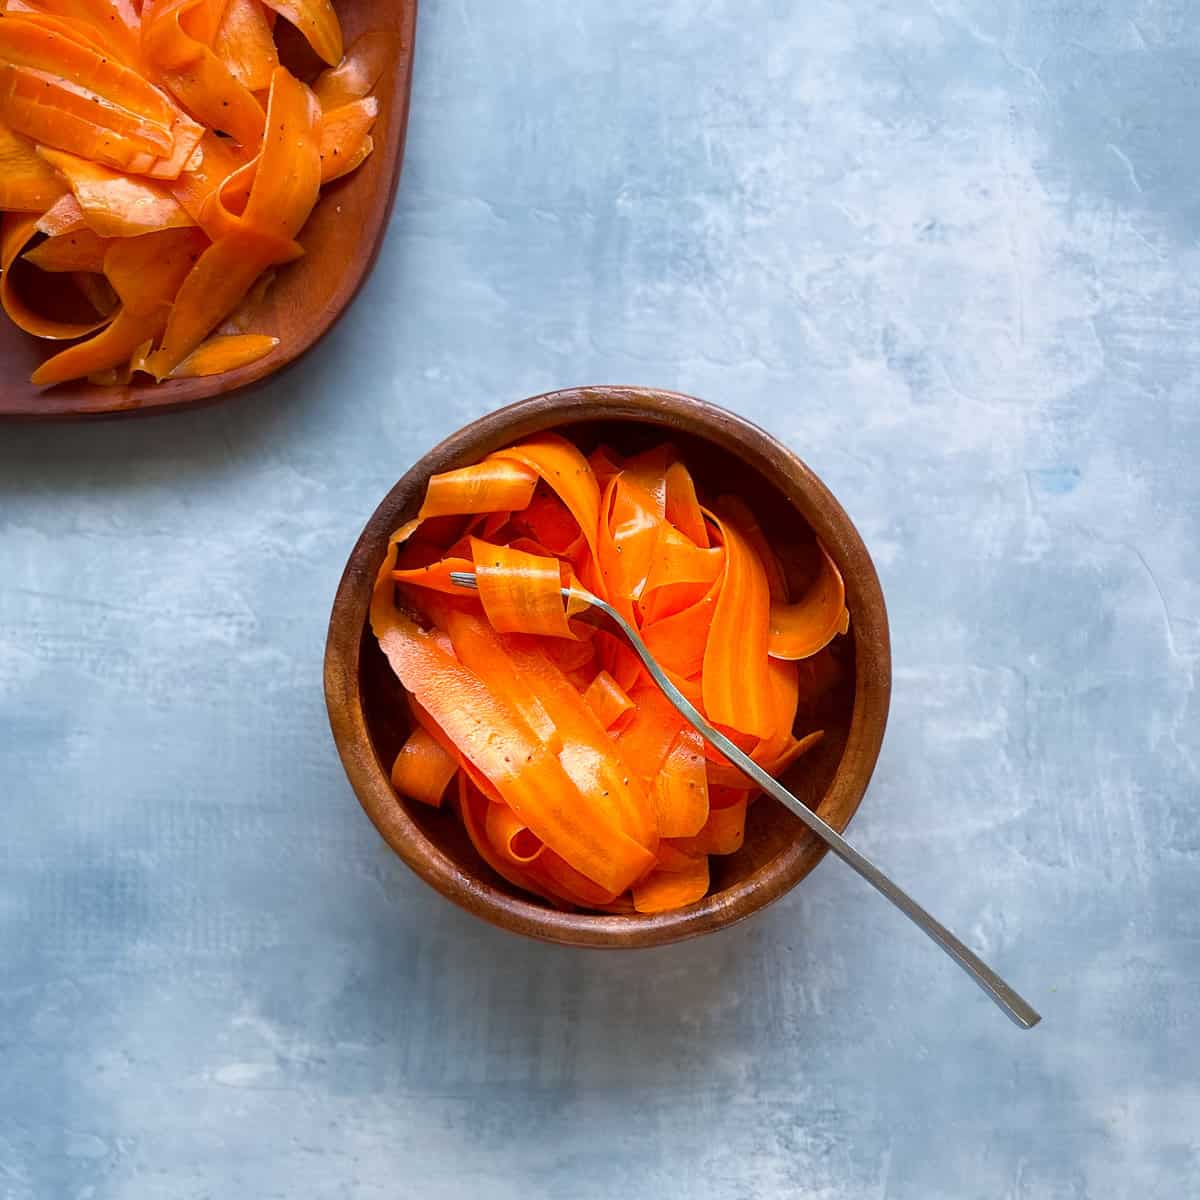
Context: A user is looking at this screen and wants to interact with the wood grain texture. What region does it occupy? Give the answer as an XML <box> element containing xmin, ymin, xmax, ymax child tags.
<box><xmin>324</xmin><ymin>387</ymin><xmax>892</xmax><ymax>948</ymax></box>
<box><xmin>0</xmin><ymin>0</ymin><xmax>418</xmax><ymax>421</ymax></box>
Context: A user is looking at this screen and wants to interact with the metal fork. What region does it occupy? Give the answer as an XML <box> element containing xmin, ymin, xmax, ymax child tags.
<box><xmin>449</xmin><ymin>571</ymin><xmax>1040</xmax><ymax>1029</ymax></box>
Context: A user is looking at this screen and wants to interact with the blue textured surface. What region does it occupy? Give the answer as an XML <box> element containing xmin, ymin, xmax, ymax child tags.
<box><xmin>2</xmin><ymin>2</ymin><xmax>1198</xmax><ymax>1196</ymax></box>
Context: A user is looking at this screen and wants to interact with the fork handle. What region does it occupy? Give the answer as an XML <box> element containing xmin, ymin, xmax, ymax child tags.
<box><xmin>588</xmin><ymin>593</ymin><xmax>1041</xmax><ymax>1030</ymax></box>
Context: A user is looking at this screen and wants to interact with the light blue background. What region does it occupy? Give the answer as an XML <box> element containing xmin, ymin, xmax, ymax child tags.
<box><xmin>2</xmin><ymin>2</ymin><xmax>1197</xmax><ymax>1196</ymax></box>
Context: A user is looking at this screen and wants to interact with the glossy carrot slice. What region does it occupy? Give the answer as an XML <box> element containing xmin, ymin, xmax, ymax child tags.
<box><xmin>768</xmin><ymin>540</ymin><xmax>850</xmax><ymax>660</ymax></box>
<box><xmin>632</xmin><ymin>856</ymin><xmax>708</xmax><ymax>913</ymax></box>
<box><xmin>31</xmin><ymin>307</ymin><xmax>167</xmax><ymax>387</ymax></box>
<box><xmin>668</xmin><ymin>796</ymin><xmax>748</xmax><ymax>857</ymax></box>
<box><xmin>0</xmin><ymin>19</ymin><xmax>187</xmax><ymax>173</ymax></box>
<box><xmin>103</xmin><ymin>227</ymin><xmax>208</xmax><ymax>315</ymax></box>
<box><xmin>458</xmin><ymin>775</ymin><xmax>559</xmax><ymax>905</ymax></box>
<box><xmin>615</xmin><ymin>681</ymin><xmax>685</xmax><ymax>784</ymax></box>
<box><xmin>652</xmin><ymin>726</ymin><xmax>709</xmax><ymax>838</ymax></box>
<box><xmin>489</xmin><ymin>433</ymin><xmax>602</xmax><ymax>560</ymax></box>
<box><xmin>717</xmin><ymin>494</ymin><xmax>785</xmax><ymax>599</ymax></box>
<box><xmin>313</xmin><ymin>31</ymin><xmax>397</xmax><ymax>108</ymax></box>
<box><xmin>390</xmin><ymin>727</ymin><xmax>457</xmax><ymax>808</ymax></box>
<box><xmin>31</xmin><ymin>227</ymin><xmax>204</xmax><ymax>385</ymax></box>
<box><xmin>0</xmin><ymin>213</ymin><xmax>113</xmax><ymax>339</ymax></box>
<box><xmin>664</xmin><ymin>459</ymin><xmax>708</xmax><ymax>547</ymax></box>
<box><xmin>598</xmin><ymin>473</ymin><xmax>661</xmax><ymax>617</ymax></box>
<box><xmin>0</xmin><ymin>119</ymin><xmax>66</xmax><ymax>211</ymax></box>
<box><xmin>22</xmin><ymin>228</ymin><xmax>110</xmax><ymax>272</ymax></box>
<box><xmin>169</xmin><ymin>131</ymin><xmax>251</xmax><ymax>232</ymax></box>
<box><xmin>640</xmin><ymin>523</ymin><xmax>724</xmax><ymax>623</ymax></box>
<box><xmin>241</xmin><ymin>67</ymin><xmax>322</xmax><ymax>241</ymax></box>
<box><xmin>168</xmin><ymin>333</ymin><xmax>278</xmax><ymax>377</ymax></box>
<box><xmin>213</xmin><ymin>0</ymin><xmax>278</xmax><ymax>93</ymax></box>
<box><xmin>418</xmin><ymin>459</ymin><xmax>538</xmax><ymax>519</ymax></box>
<box><xmin>260</xmin><ymin>0</ymin><xmax>342</xmax><ymax>65</ymax></box>
<box><xmin>37</xmin><ymin>147</ymin><xmax>195</xmax><ymax>236</ymax></box>
<box><xmin>701</xmin><ymin>510</ymin><xmax>775</xmax><ymax>739</ymax></box>
<box><xmin>583</xmin><ymin>669</ymin><xmax>634</xmax><ymax>730</ymax></box>
<box><xmin>392</xmin><ymin>555</ymin><xmax>476</xmax><ymax>596</ymax></box>
<box><xmin>470</xmin><ymin>537</ymin><xmax>574</xmax><ymax>640</ymax></box>
<box><xmin>35</xmin><ymin>194</ymin><xmax>88</xmax><ymax>236</ymax></box>
<box><xmin>18</xmin><ymin>0</ymin><xmax>142</xmax><ymax>66</ymax></box>
<box><xmin>373</xmin><ymin>608</ymin><xmax>653</xmax><ymax>894</ymax></box>
<box><xmin>141</xmin><ymin>0</ymin><xmax>266</xmax><ymax>148</ymax></box>
<box><xmin>144</xmin><ymin>227</ymin><xmax>295</xmax><ymax>377</ymax></box>
<box><xmin>484</xmin><ymin>802</ymin><xmax>544</xmax><ymax>865</ymax></box>
<box><xmin>641</xmin><ymin>574</ymin><xmax>720</xmax><ymax>678</ymax></box>
<box><xmin>318</xmin><ymin>96</ymin><xmax>377</xmax><ymax>183</ymax></box>
<box><xmin>534</xmin><ymin>849</ymin><xmax>621</xmax><ymax>908</ymax></box>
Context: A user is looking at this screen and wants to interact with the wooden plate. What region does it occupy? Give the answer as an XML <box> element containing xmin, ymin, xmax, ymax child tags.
<box><xmin>325</xmin><ymin>387</ymin><xmax>892</xmax><ymax>948</ymax></box>
<box><xmin>0</xmin><ymin>0</ymin><xmax>418</xmax><ymax>420</ymax></box>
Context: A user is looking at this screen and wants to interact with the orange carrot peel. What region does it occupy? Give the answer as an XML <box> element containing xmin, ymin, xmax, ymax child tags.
<box><xmin>371</xmin><ymin>437</ymin><xmax>849</xmax><ymax>912</ymax></box>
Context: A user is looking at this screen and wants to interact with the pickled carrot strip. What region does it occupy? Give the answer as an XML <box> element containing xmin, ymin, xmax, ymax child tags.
<box><xmin>23</xmin><ymin>228</ymin><xmax>110</xmax><ymax>272</ymax></box>
<box><xmin>259</xmin><ymin>0</ymin><xmax>341</xmax><ymax>65</ymax></box>
<box><xmin>598</xmin><ymin>473</ymin><xmax>661</xmax><ymax>611</ymax></box>
<box><xmin>458</xmin><ymin>775</ymin><xmax>559</xmax><ymax>905</ymax></box>
<box><xmin>32</xmin><ymin>307</ymin><xmax>167</xmax><ymax>386</ymax></box>
<box><xmin>318</xmin><ymin>96</ymin><xmax>377</xmax><ymax>183</ymax></box>
<box><xmin>392</xmin><ymin>556</ymin><xmax>476</xmax><ymax>596</ymax></box>
<box><xmin>168</xmin><ymin>333</ymin><xmax>278</xmax><ymax>377</ymax></box>
<box><xmin>141</xmin><ymin>0</ymin><xmax>266</xmax><ymax>148</ymax></box>
<box><xmin>0</xmin><ymin>18</ymin><xmax>177</xmax><ymax>149</ymax></box>
<box><xmin>484</xmin><ymin>802</ymin><xmax>544</xmax><ymax>865</ymax></box>
<box><xmin>36</xmin><ymin>193</ymin><xmax>87</xmax><ymax>236</ymax></box>
<box><xmin>534</xmin><ymin>849</ymin><xmax>620</xmax><ymax>908</ymax></box>
<box><xmin>583</xmin><ymin>669</ymin><xmax>634</xmax><ymax>730</ymax></box>
<box><xmin>489</xmin><ymin>433</ymin><xmax>602</xmax><ymax>560</ymax></box>
<box><xmin>653</xmin><ymin>726</ymin><xmax>709</xmax><ymax>838</ymax></box>
<box><xmin>514</xmin><ymin>490</ymin><xmax>580</xmax><ymax>557</ymax></box>
<box><xmin>641</xmin><ymin>574</ymin><xmax>719</xmax><ymax>678</ymax></box>
<box><xmin>390</xmin><ymin>727</ymin><xmax>457</xmax><ymax>808</ymax></box>
<box><xmin>470</xmin><ymin>537</ymin><xmax>574</xmax><ymax>640</ymax></box>
<box><xmin>144</xmin><ymin>227</ymin><xmax>295</xmax><ymax>378</ymax></box>
<box><xmin>615</xmin><ymin>681</ymin><xmax>685</xmax><ymax>784</ymax></box>
<box><xmin>588</xmin><ymin>444</ymin><xmax>623</xmax><ymax>486</ymax></box>
<box><xmin>213</xmin><ymin>0</ymin><xmax>278</xmax><ymax>92</ymax></box>
<box><xmin>169</xmin><ymin>131</ymin><xmax>250</xmax><ymax>231</ymax></box>
<box><xmin>437</xmin><ymin>608</ymin><xmax>656</xmax><ymax>851</ymax></box>
<box><xmin>37</xmin><ymin>147</ymin><xmax>195</xmax><ymax>235</ymax></box>
<box><xmin>373</xmin><ymin>608</ymin><xmax>653</xmax><ymax>894</ymax></box>
<box><xmin>0</xmin><ymin>212</ymin><xmax>113</xmax><ymax>338</ymax></box>
<box><xmin>768</xmin><ymin>540</ymin><xmax>849</xmax><ymax>660</ymax></box>
<box><xmin>419</xmin><ymin>459</ymin><xmax>538</xmax><ymax>519</ymax></box>
<box><xmin>668</xmin><ymin>797</ymin><xmax>748</xmax><ymax>858</ymax></box>
<box><xmin>241</xmin><ymin>68</ymin><xmax>322</xmax><ymax>241</ymax></box>
<box><xmin>632</xmin><ymin>856</ymin><xmax>708</xmax><ymax>913</ymax></box>
<box><xmin>370</xmin><ymin>435</ymin><xmax>850</xmax><ymax>913</ymax></box>
<box><xmin>640</xmin><ymin>523</ymin><xmax>723</xmax><ymax>623</ymax></box>
<box><xmin>103</xmin><ymin>227</ymin><xmax>208</xmax><ymax>315</ymax></box>
<box><xmin>0</xmin><ymin>119</ymin><xmax>66</xmax><ymax>211</ymax></box>
<box><xmin>313</xmin><ymin>30</ymin><xmax>397</xmax><ymax>108</ymax></box>
<box><xmin>701</xmin><ymin>510</ymin><xmax>774</xmax><ymax>739</ymax></box>
<box><xmin>664</xmin><ymin>460</ymin><xmax>708</xmax><ymax>547</ymax></box>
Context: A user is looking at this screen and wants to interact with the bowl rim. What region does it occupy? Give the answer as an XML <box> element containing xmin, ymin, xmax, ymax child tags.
<box><xmin>324</xmin><ymin>385</ymin><xmax>891</xmax><ymax>947</ymax></box>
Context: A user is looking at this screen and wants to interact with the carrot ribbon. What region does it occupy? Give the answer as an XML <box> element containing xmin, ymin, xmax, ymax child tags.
<box><xmin>371</xmin><ymin>436</ymin><xmax>845</xmax><ymax>913</ymax></box>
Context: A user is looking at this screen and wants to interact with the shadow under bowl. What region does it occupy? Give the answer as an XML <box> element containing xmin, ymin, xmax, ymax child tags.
<box><xmin>325</xmin><ymin>386</ymin><xmax>891</xmax><ymax>947</ymax></box>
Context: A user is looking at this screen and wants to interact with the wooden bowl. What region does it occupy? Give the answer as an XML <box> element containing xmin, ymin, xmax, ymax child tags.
<box><xmin>325</xmin><ymin>387</ymin><xmax>891</xmax><ymax>947</ymax></box>
<box><xmin>0</xmin><ymin>0</ymin><xmax>418</xmax><ymax>421</ymax></box>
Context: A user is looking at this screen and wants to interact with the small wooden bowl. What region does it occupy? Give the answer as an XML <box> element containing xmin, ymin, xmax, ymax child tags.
<box><xmin>0</xmin><ymin>0</ymin><xmax>418</xmax><ymax>421</ymax></box>
<box><xmin>325</xmin><ymin>387</ymin><xmax>891</xmax><ymax>947</ymax></box>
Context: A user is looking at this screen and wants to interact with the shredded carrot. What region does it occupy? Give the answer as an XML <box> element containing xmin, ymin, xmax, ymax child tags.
<box><xmin>0</xmin><ymin>5</ymin><xmax>395</xmax><ymax>388</ymax></box>
<box><xmin>372</xmin><ymin>436</ymin><xmax>847</xmax><ymax>913</ymax></box>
